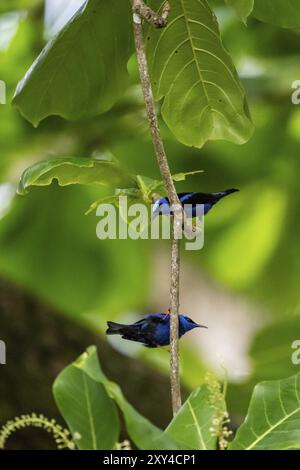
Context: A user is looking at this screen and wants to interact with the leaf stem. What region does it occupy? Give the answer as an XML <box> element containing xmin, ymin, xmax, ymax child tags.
<box><xmin>132</xmin><ymin>0</ymin><xmax>170</xmax><ymax>28</ymax></box>
<box><xmin>131</xmin><ymin>0</ymin><xmax>182</xmax><ymax>415</ymax></box>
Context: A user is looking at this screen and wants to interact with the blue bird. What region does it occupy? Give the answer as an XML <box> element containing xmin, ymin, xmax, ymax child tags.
<box><xmin>152</xmin><ymin>189</ymin><xmax>239</xmax><ymax>219</ymax></box>
<box><xmin>106</xmin><ymin>314</ymin><xmax>207</xmax><ymax>348</ymax></box>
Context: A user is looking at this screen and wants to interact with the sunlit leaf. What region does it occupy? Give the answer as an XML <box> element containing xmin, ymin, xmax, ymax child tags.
<box><xmin>146</xmin><ymin>0</ymin><xmax>253</xmax><ymax>148</ymax></box>
<box><xmin>229</xmin><ymin>373</ymin><xmax>300</xmax><ymax>450</ymax></box>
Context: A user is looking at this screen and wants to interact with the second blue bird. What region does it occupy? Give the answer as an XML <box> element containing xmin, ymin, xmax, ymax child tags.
<box><xmin>106</xmin><ymin>313</ymin><xmax>207</xmax><ymax>348</ymax></box>
<box><xmin>152</xmin><ymin>188</ymin><xmax>239</xmax><ymax>219</ymax></box>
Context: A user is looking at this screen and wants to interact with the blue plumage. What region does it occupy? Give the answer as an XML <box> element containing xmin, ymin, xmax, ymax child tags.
<box><xmin>106</xmin><ymin>314</ymin><xmax>207</xmax><ymax>348</ymax></box>
<box><xmin>152</xmin><ymin>188</ymin><xmax>239</xmax><ymax>219</ymax></box>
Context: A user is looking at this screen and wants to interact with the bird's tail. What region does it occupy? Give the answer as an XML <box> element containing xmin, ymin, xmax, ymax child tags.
<box><xmin>215</xmin><ymin>188</ymin><xmax>239</xmax><ymax>201</ymax></box>
<box><xmin>106</xmin><ymin>321</ymin><xmax>126</xmax><ymax>335</ymax></box>
<box><xmin>224</xmin><ymin>188</ymin><xmax>239</xmax><ymax>195</ymax></box>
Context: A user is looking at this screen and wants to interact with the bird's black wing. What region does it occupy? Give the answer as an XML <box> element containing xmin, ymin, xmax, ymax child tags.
<box><xmin>145</xmin><ymin>314</ymin><xmax>169</xmax><ymax>324</ymax></box>
<box><xmin>178</xmin><ymin>192</ymin><xmax>215</xmax><ymax>205</ymax></box>
<box><xmin>137</xmin><ymin>315</ymin><xmax>169</xmax><ymax>347</ymax></box>
<box><xmin>118</xmin><ymin>317</ymin><xmax>157</xmax><ymax>347</ymax></box>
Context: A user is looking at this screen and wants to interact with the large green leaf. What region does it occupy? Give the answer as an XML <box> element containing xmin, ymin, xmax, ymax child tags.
<box><xmin>229</xmin><ymin>373</ymin><xmax>300</xmax><ymax>450</ymax></box>
<box><xmin>165</xmin><ymin>385</ymin><xmax>224</xmax><ymax>450</ymax></box>
<box><xmin>252</xmin><ymin>1</ymin><xmax>300</xmax><ymax>29</ymax></box>
<box><xmin>74</xmin><ymin>346</ymin><xmax>180</xmax><ymax>450</ymax></box>
<box><xmin>146</xmin><ymin>0</ymin><xmax>253</xmax><ymax>148</ymax></box>
<box><xmin>53</xmin><ymin>362</ymin><xmax>119</xmax><ymax>450</ymax></box>
<box><xmin>225</xmin><ymin>0</ymin><xmax>254</xmax><ymax>23</ymax></box>
<box><xmin>17</xmin><ymin>155</ymin><xmax>135</xmax><ymax>195</ymax></box>
<box><xmin>13</xmin><ymin>0</ymin><xmax>133</xmax><ymax>126</ymax></box>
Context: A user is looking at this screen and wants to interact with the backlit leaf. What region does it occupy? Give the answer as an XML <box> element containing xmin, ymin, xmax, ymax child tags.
<box><xmin>146</xmin><ymin>0</ymin><xmax>253</xmax><ymax>148</ymax></box>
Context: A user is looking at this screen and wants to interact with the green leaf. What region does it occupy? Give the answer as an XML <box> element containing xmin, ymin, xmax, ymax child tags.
<box><xmin>13</xmin><ymin>0</ymin><xmax>134</xmax><ymax>126</ymax></box>
<box><xmin>252</xmin><ymin>1</ymin><xmax>300</xmax><ymax>29</ymax></box>
<box><xmin>165</xmin><ymin>386</ymin><xmax>223</xmax><ymax>450</ymax></box>
<box><xmin>229</xmin><ymin>373</ymin><xmax>300</xmax><ymax>450</ymax></box>
<box><xmin>171</xmin><ymin>169</ymin><xmax>204</xmax><ymax>182</ymax></box>
<box><xmin>135</xmin><ymin>170</ymin><xmax>204</xmax><ymax>196</ymax></box>
<box><xmin>17</xmin><ymin>155</ymin><xmax>135</xmax><ymax>195</ymax></box>
<box><xmin>74</xmin><ymin>346</ymin><xmax>180</xmax><ymax>450</ymax></box>
<box><xmin>146</xmin><ymin>0</ymin><xmax>253</xmax><ymax>148</ymax></box>
<box><xmin>85</xmin><ymin>195</ymin><xmax>120</xmax><ymax>216</ymax></box>
<box><xmin>53</xmin><ymin>362</ymin><xmax>119</xmax><ymax>450</ymax></box>
<box><xmin>225</xmin><ymin>0</ymin><xmax>254</xmax><ymax>24</ymax></box>
<box><xmin>85</xmin><ymin>169</ymin><xmax>204</xmax><ymax>214</ymax></box>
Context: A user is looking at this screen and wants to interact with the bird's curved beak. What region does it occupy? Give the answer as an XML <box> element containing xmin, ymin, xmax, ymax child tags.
<box><xmin>195</xmin><ymin>323</ymin><xmax>208</xmax><ymax>329</ymax></box>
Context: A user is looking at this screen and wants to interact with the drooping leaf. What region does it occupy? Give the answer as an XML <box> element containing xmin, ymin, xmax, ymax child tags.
<box><xmin>13</xmin><ymin>0</ymin><xmax>134</xmax><ymax>126</ymax></box>
<box><xmin>53</xmin><ymin>362</ymin><xmax>119</xmax><ymax>450</ymax></box>
<box><xmin>17</xmin><ymin>155</ymin><xmax>136</xmax><ymax>195</ymax></box>
<box><xmin>252</xmin><ymin>1</ymin><xmax>300</xmax><ymax>29</ymax></box>
<box><xmin>165</xmin><ymin>385</ymin><xmax>224</xmax><ymax>450</ymax></box>
<box><xmin>146</xmin><ymin>0</ymin><xmax>253</xmax><ymax>148</ymax></box>
<box><xmin>74</xmin><ymin>346</ymin><xmax>180</xmax><ymax>450</ymax></box>
<box><xmin>229</xmin><ymin>373</ymin><xmax>300</xmax><ymax>450</ymax></box>
<box><xmin>225</xmin><ymin>0</ymin><xmax>254</xmax><ymax>23</ymax></box>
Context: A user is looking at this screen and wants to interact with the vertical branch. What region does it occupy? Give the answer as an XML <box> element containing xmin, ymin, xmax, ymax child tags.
<box><xmin>131</xmin><ymin>0</ymin><xmax>182</xmax><ymax>414</ymax></box>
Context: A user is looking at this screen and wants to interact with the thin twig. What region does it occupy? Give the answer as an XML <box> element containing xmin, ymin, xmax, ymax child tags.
<box><xmin>132</xmin><ymin>0</ymin><xmax>170</xmax><ymax>28</ymax></box>
<box><xmin>131</xmin><ymin>0</ymin><xmax>182</xmax><ymax>414</ymax></box>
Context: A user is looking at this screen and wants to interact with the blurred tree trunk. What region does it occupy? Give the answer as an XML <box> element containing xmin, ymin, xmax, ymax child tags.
<box><xmin>0</xmin><ymin>279</ymin><xmax>181</xmax><ymax>450</ymax></box>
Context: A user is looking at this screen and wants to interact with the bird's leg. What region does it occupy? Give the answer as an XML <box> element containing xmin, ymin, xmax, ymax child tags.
<box><xmin>163</xmin><ymin>309</ymin><xmax>170</xmax><ymax>321</ymax></box>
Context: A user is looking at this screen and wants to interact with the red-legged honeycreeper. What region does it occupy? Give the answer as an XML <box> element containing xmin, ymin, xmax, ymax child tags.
<box><xmin>152</xmin><ymin>188</ymin><xmax>239</xmax><ymax>219</ymax></box>
<box><xmin>106</xmin><ymin>314</ymin><xmax>207</xmax><ymax>348</ymax></box>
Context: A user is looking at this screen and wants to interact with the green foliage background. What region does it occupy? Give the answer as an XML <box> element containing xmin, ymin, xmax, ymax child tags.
<box><xmin>0</xmin><ymin>0</ymin><xmax>300</xmax><ymax>449</ymax></box>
